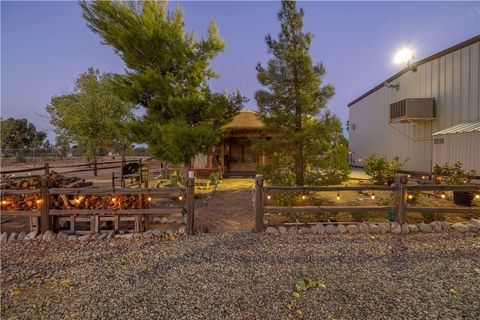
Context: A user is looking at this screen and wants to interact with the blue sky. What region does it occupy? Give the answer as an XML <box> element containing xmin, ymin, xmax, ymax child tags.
<box><xmin>2</xmin><ymin>1</ymin><xmax>479</xmax><ymax>142</ymax></box>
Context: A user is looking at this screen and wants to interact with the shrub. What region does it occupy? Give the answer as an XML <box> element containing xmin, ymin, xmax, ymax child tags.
<box><xmin>208</xmin><ymin>171</ymin><xmax>221</xmax><ymax>185</ymax></box>
<box><xmin>433</xmin><ymin>161</ymin><xmax>476</xmax><ymax>185</ymax></box>
<box><xmin>364</xmin><ymin>155</ymin><xmax>407</xmax><ymax>185</ymax></box>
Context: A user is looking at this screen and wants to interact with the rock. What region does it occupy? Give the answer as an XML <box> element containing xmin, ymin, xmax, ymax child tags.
<box><xmin>143</xmin><ymin>232</ymin><xmax>154</xmax><ymax>239</ymax></box>
<box><xmin>166</xmin><ymin>229</ymin><xmax>176</xmax><ymax>235</ymax></box>
<box><xmin>278</xmin><ymin>226</ymin><xmax>288</xmax><ymax>234</ymax></box>
<box><xmin>152</xmin><ymin>217</ymin><xmax>161</xmax><ymax>223</ymax></box>
<box><xmin>359</xmin><ymin>223</ymin><xmax>370</xmax><ymax>233</ymax></box>
<box><xmin>418</xmin><ymin>223</ymin><xmax>433</xmax><ymax>233</ymax></box>
<box><xmin>1</xmin><ymin>232</ymin><xmax>8</xmax><ymax>242</ymax></box>
<box><xmin>266</xmin><ymin>227</ymin><xmax>278</xmax><ymax>234</ymax></box>
<box><xmin>430</xmin><ymin>221</ymin><xmax>442</xmax><ymax>232</ymax></box>
<box><xmin>369</xmin><ymin>224</ymin><xmax>379</xmax><ymax>233</ymax></box>
<box><xmin>123</xmin><ymin>233</ymin><xmax>133</xmax><ymax>239</ymax></box>
<box><xmin>378</xmin><ymin>222</ymin><xmax>390</xmax><ymax>233</ymax></box>
<box><xmin>78</xmin><ymin>234</ymin><xmax>92</xmax><ymax>241</ymax></box>
<box><xmin>57</xmin><ymin>232</ymin><xmax>69</xmax><ymax>240</ymax></box>
<box><xmin>167</xmin><ymin>219</ymin><xmax>176</xmax><ymax>224</ymax></box>
<box><xmin>133</xmin><ymin>233</ymin><xmax>142</xmax><ymax>239</ymax></box>
<box><xmin>114</xmin><ymin>234</ymin><xmax>123</xmax><ymax>239</ymax></box>
<box><xmin>337</xmin><ymin>225</ymin><xmax>347</xmax><ymax>234</ymax></box>
<box><xmin>176</xmin><ymin>219</ymin><xmax>184</xmax><ymax>224</ymax></box>
<box><xmin>451</xmin><ymin>223</ymin><xmax>469</xmax><ymax>233</ymax></box>
<box><xmin>24</xmin><ymin>231</ymin><xmax>38</xmax><ymax>240</ymax></box>
<box><xmin>325</xmin><ymin>225</ymin><xmax>338</xmax><ymax>234</ymax></box>
<box><xmin>106</xmin><ymin>230</ymin><xmax>115</xmax><ymax>240</ymax></box>
<box><xmin>469</xmin><ymin>218</ymin><xmax>480</xmax><ymax>226</ymax></box>
<box><xmin>43</xmin><ymin>231</ymin><xmax>57</xmax><ymax>241</ymax></box>
<box><xmin>68</xmin><ymin>235</ymin><xmax>78</xmax><ymax>240</ymax></box>
<box><xmin>299</xmin><ymin>227</ymin><xmax>310</xmax><ymax>234</ymax></box>
<box><xmin>441</xmin><ymin>222</ymin><xmax>451</xmax><ymax>231</ymax></box>
<box><xmin>401</xmin><ymin>224</ymin><xmax>409</xmax><ymax>234</ymax></box>
<box><xmin>310</xmin><ymin>226</ymin><xmax>318</xmax><ymax>234</ymax></box>
<box><xmin>98</xmin><ymin>233</ymin><xmax>108</xmax><ymax>240</ymax></box>
<box><xmin>17</xmin><ymin>231</ymin><xmax>26</xmax><ymax>241</ymax></box>
<box><xmin>466</xmin><ymin>223</ymin><xmax>480</xmax><ymax>233</ymax></box>
<box><xmin>316</xmin><ymin>224</ymin><xmax>325</xmax><ymax>234</ymax></box>
<box><xmin>178</xmin><ymin>226</ymin><xmax>187</xmax><ymax>235</ymax></box>
<box><xmin>408</xmin><ymin>225</ymin><xmax>419</xmax><ymax>233</ymax></box>
<box><xmin>336</xmin><ymin>212</ymin><xmax>354</xmax><ymax>222</ymax></box>
<box><xmin>288</xmin><ymin>227</ymin><xmax>298</xmax><ymax>235</ymax></box>
<box><xmin>390</xmin><ymin>222</ymin><xmax>401</xmax><ymax>234</ymax></box>
<box><xmin>91</xmin><ymin>233</ymin><xmax>100</xmax><ymax>240</ymax></box>
<box><xmin>8</xmin><ymin>232</ymin><xmax>17</xmax><ymax>241</ymax></box>
<box><xmin>36</xmin><ymin>233</ymin><xmax>44</xmax><ymax>240</ymax></box>
<box><xmin>119</xmin><ymin>230</ymin><xmax>125</xmax><ymax>235</ymax></box>
<box><xmin>346</xmin><ymin>225</ymin><xmax>359</xmax><ymax>234</ymax></box>
<box><xmin>152</xmin><ymin>228</ymin><xmax>164</xmax><ymax>237</ymax></box>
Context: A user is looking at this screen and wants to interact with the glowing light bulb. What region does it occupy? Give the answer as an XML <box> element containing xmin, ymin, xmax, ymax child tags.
<box><xmin>336</xmin><ymin>192</ymin><xmax>340</xmax><ymax>201</ymax></box>
<box><xmin>75</xmin><ymin>198</ymin><xmax>81</xmax><ymax>204</ymax></box>
<box><xmin>301</xmin><ymin>195</ymin><xmax>306</xmax><ymax>200</ymax></box>
<box><xmin>179</xmin><ymin>195</ymin><xmax>183</xmax><ymax>201</ymax></box>
<box><xmin>147</xmin><ymin>196</ymin><xmax>152</xmax><ymax>202</ymax></box>
<box><xmin>267</xmin><ymin>195</ymin><xmax>271</xmax><ymax>200</ymax></box>
<box><xmin>2</xmin><ymin>200</ymin><xmax>7</xmax><ymax>205</ymax></box>
<box><xmin>36</xmin><ymin>199</ymin><xmax>43</xmax><ymax>205</ymax></box>
<box><xmin>370</xmin><ymin>192</ymin><xmax>375</xmax><ymax>200</ymax></box>
<box><xmin>475</xmin><ymin>194</ymin><xmax>479</xmax><ymax>200</ymax></box>
<box><xmin>111</xmin><ymin>197</ymin><xmax>117</xmax><ymax>203</ymax></box>
<box><xmin>440</xmin><ymin>193</ymin><xmax>446</xmax><ymax>199</ymax></box>
<box><xmin>394</xmin><ymin>47</ymin><xmax>414</xmax><ymax>65</ymax></box>
<box><xmin>408</xmin><ymin>194</ymin><xmax>413</xmax><ymax>200</ymax></box>
<box><xmin>28</xmin><ymin>172</ymin><xmax>32</xmax><ymax>175</ymax></box>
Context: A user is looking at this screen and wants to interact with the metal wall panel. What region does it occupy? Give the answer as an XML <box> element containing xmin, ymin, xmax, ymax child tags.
<box><xmin>433</xmin><ymin>132</ymin><xmax>480</xmax><ymax>172</ymax></box>
<box><xmin>349</xmin><ymin>41</ymin><xmax>480</xmax><ymax>173</ymax></box>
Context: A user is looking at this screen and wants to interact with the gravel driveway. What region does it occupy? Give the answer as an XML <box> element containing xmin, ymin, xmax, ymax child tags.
<box><xmin>2</xmin><ymin>233</ymin><xmax>479</xmax><ymax>319</ymax></box>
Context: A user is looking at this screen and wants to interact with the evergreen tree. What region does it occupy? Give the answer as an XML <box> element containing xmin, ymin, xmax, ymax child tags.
<box><xmin>80</xmin><ymin>0</ymin><xmax>244</xmax><ymax>173</ymax></box>
<box><xmin>255</xmin><ymin>0</ymin><xmax>349</xmax><ymax>186</ymax></box>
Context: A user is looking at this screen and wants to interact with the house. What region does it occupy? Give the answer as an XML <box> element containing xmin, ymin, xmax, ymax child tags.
<box><xmin>194</xmin><ymin>110</ymin><xmax>270</xmax><ymax>177</ymax></box>
<box><xmin>348</xmin><ymin>35</ymin><xmax>480</xmax><ymax>174</ymax></box>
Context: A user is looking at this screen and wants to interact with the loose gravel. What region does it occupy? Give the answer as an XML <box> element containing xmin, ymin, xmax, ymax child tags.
<box><xmin>2</xmin><ymin>233</ymin><xmax>479</xmax><ymax>319</ymax></box>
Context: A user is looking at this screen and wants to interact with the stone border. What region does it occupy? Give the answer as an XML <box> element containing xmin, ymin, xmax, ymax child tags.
<box><xmin>265</xmin><ymin>219</ymin><xmax>480</xmax><ymax>235</ymax></box>
<box><xmin>0</xmin><ymin>225</ymin><xmax>187</xmax><ymax>243</ymax></box>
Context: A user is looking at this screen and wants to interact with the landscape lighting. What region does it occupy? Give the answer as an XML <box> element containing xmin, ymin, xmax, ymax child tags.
<box><xmin>394</xmin><ymin>47</ymin><xmax>414</xmax><ymax>65</ymax></box>
<box><xmin>267</xmin><ymin>194</ymin><xmax>271</xmax><ymax>200</ymax></box>
<box><xmin>147</xmin><ymin>196</ymin><xmax>152</xmax><ymax>202</ymax></box>
<box><xmin>35</xmin><ymin>199</ymin><xmax>43</xmax><ymax>205</ymax></box>
<box><xmin>408</xmin><ymin>194</ymin><xmax>414</xmax><ymax>200</ymax></box>
<box><xmin>336</xmin><ymin>192</ymin><xmax>340</xmax><ymax>201</ymax></box>
<box><xmin>178</xmin><ymin>195</ymin><xmax>183</xmax><ymax>201</ymax></box>
<box><xmin>111</xmin><ymin>197</ymin><xmax>117</xmax><ymax>203</ymax></box>
<box><xmin>2</xmin><ymin>200</ymin><xmax>7</xmax><ymax>205</ymax></box>
<box><xmin>370</xmin><ymin>191</ymin><xmax>375</xmax><ymax>200</ymax></box>
<box><xmin>475</xmin><ymin>193</ymin><xmax>480</xmax><ymax>200</ymax></box>
<box><xmin>440</xmin><ymin>192</ymin><xmax>446</xmax><ymax>199</ymax></box>
<box><xmin>301</xmin><ymin>195</ymin><xmax>306</xmax><ymax>200</ymax></box>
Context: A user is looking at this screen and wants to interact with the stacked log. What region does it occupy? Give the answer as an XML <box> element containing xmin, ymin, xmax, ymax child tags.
<box><xmin>1</xmin><ymin>172</ymin><xmax>141</xmax><ymax>211</ymax></box>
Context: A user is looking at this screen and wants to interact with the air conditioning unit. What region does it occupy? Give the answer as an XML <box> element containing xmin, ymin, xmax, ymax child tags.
<box><xmin>389</xmin><ymin>98</ymin><xmax>435</xmax><ymax>123</ymax></box>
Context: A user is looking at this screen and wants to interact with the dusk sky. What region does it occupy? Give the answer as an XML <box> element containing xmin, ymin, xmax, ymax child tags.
<box><xmin>2</xmin><ymin>1</ymin><xmax>479</xmax><ymax>142</ymax></box>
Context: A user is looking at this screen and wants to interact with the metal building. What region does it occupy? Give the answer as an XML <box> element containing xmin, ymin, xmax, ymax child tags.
<box><xmin>348</xmin><ymin>35</ymin><xmax>480</xmax><ymax>174</ymax></box>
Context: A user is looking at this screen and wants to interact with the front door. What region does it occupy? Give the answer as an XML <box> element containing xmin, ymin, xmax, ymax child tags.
<box><xmin>228</xmin><ymin>138</ymin><xmax>257</xmax><ymax>173</ymax></box>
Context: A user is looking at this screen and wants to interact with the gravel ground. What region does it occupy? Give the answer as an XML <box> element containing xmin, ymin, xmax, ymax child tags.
<box><xmin>2</xmin><ymin>233</ymin><xmax>480</xmax><ymax>320</ymax></box>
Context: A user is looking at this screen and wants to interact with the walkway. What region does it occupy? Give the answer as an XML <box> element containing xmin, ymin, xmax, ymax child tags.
<box><xmin>195</xmin><ymin>178</ymin><xmax>255</xmax><ymax>233</ymax></box>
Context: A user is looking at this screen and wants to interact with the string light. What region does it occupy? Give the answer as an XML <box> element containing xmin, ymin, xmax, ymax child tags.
<box><xmin>301</xmin><ymin>195</ymin><xmax>306</xmax><ymax>200</ymax></box>
<box><xmin>1</xmin><ymin>200</ymin><xmax>7</xmax><ymax>206</ymax></box>
<box><xmin>36</xmin><ymin>199</ymin><xmax>43</xmax><ymax>205</ymax></box>
<box><xmin>28</xmin><ymin>172</ymin><xmax>32</xmax><ymax>176</ymax></box>
<box><xmin>407</xmin><ymin>174</ymin><xmax>411</xmax><ymax>178</ymax></box>
<box><xmin>11</xmin><ymin>173</ymin><xmax>15</xmax><ymax>177</ymax></box>
<box><xmin>336</xmin><ymin>192</ymin><xmax>340</xmax><ymax>201</ymax></box>
<box><xmin>475</xmin><ymin>193</ymin><xmax>479</xmax><ymax>200</ymax></box>
<box><xmin>408</xmin><ymin>194</ymin><xmax>413</xmax><ymax>200</ymax></box>
<box><xmin>421</xmin><ymin>176</ymin><xmax>426</xmax><ymax>180</ymax></box>
<box><xmin>370</xmin><ymin>191</ymin><xmax>375</xmax><ymax>200</ymax></box>
<box><xmin>111</xmin><ymin>197</ymin><xmax>117</xmax><ymax>203</ymax></box>
<box><xmin>178</xmin><ymin>195</ymin><xmax>183</xmax><ymax>201</ymax></box>
<box><xmin>440</xmin><ymin>192</ymin><xmax>446</xmax><ymax>199</ymax></box>
<box><xmin>267</xmin><ymin>194</ymin><xmax>271</xmax><ymax>200</ymax></box>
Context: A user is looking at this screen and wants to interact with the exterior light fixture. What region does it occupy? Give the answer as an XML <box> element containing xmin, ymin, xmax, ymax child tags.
<box><xmin>336</xmin><ymin>192</ymin><xmax>340</xmax><ymax>201</ymax></box>
<box><xmin>370</xmin><ymin>191</ymin><xmax>375</xmax><ymax>200</ymax></box>
<box><xmin>394</xmin><ymin>47</ymin><xmax>414</xmax><ymax>65</ymax></box>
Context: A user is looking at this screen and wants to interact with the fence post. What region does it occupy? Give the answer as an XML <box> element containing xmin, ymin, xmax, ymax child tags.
<box><xmin>44</xmin><ymin>162</ymin><xmax>50</xmax><ymax>175</ymax></box>
<box><xmin>186</xmin><ymin>171</ymin><xmax>195</xmax><ymax>235</ymax></box>
<box><xmin>255</xmin><ymin>174</ymin><xmax>264</xmax><ymax>232</ymax></box>
<box><xmin>394</xmin><ymin>174</ymin><xmax>407</xmax><ymax>225</ymax></box>
<box><xmin>39</xmin><ymin>176</ymin><xmax>51</xmax><ymax>233</ymax></box>
<box><xmin>93</xmin><ymin>159</ymin><xmax>98</xmax><ymax>177</ymax></box>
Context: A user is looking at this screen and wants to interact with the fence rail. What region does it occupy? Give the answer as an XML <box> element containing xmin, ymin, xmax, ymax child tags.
<box><xmin>255</xmin><ymin>174</ymin><xmax>480</xmax><ymax>232</ymax></box>
<box><xmin>0</xmin><ymin>176</ymin><xmax>195</xmax><ymax>235</ymax></box>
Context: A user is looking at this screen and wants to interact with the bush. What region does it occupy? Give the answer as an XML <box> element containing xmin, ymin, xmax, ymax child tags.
<box><xmin>433</xmin><ymin>161</ymin><xmax>476</xmax><ymax>185</ymax></box>
<box><xmin>208</xmin><ymin>171</ymin><xmax>221</xmax><ymax>185</ymax></box>
<box><xmin>364</xmin><ymin>155</ymin><xmax>407</xmax><ymax>185</ymax></box>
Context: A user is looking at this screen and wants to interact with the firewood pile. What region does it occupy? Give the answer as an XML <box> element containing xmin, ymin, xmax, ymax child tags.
<box><xmin>1</xmin><ymin>172</ymin><xmax>142</xmax><ymax>211</ymax></box>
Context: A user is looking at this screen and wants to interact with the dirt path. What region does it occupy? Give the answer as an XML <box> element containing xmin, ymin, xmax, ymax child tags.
<box><xmin>195</xmin><ymin>178</ymin><xmax>255</xmax><ymax>233</ymax></box>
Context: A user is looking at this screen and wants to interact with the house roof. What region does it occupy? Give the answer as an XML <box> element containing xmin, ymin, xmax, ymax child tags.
<box><xmin>432</xmin><ymin>120</ymin><xmax>480</xmax><ymax>136</ymax></box>
<box><xmin>226</xmin><ymin>110</ymin><xmax>264</xmax><ymax>129</ymax></box>
<box><xmin>348</xmin><ymin>35</ymin><xmax>480</xmax><ymax>107</ymax></box>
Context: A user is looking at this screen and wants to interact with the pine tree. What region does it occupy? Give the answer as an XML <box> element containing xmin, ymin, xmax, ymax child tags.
<box><xmin>80</xmin><ymin>0</ymin><xmax>244</xmax><ymax>174</ymax></box>
<box><xmin>255</xmin><ymin>0</ymin><xmax>349</xmax><ymax>186</ymax></box>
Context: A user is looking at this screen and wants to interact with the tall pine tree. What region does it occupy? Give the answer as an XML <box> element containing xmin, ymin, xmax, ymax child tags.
<box><xmin>255</xmin><ymin>0</ymin><xmax>349</xmax><ymax>186</ymax></box>
<box><xmin>81</xmin><ymin>0</ymin><xmax>244</xmax><ymax>174</ymax></box>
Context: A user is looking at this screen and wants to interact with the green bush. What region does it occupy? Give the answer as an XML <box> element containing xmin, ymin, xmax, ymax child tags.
<box><xmin>208</xmin><ymin>171</ymin><xmax>221</xmax><ymax>185</ymax></box>
<box><xmin>364</xmin><ymin>154</ymin><xmax>407</xmax><ymax>185</ymax></box>
<box><xmin>433</xmin><ymin>161</ymin><xmax>476</xmax><ymax>185</ymax></box>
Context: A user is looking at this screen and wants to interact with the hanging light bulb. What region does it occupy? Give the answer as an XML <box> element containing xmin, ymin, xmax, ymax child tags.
<box><xmin>301</xmin><ymin>195</ymin><xmax>306</xmax><ymax>200</ymax></box>
<box><xmin>28</xmin><ymin>172</ymin><xmax>32</xmax><ymax>176</ymax></box>
<box><xmin>178</xmin><ymin>195</ymin><xmax>183</xmax><ymax>201</ymax></box>
<box><xmin>475</xmin><ymin>193</ymin><xmax>479</xmax><ymax>200</ymax></box>
<box><xmin>408</xmin><ymin>194</ymin><xmax>414</xmax><ymax>200</ymax></box>
<box><xmin>336</xmin><ymin>192</ymin><xmax>340</xmax><ymax>201</ymax></box>
<box><xmin>440</xmin><ymin>192</ymin><xmax>446</xmax><ymax>199</ymax></box>
<box><xmin>1</xmin><ymin>200</ymin><xmax>7</xmax><ymax>206</ymax></box>
<box><xmin>111</xmin><ymin>197</ymin><xmax>117</xmax><ymax>203</ymax></box>
<box><xmin>75</xmin><ymin>197</ymin><xmax>81</xmax><ymax>204</ymax></box>
<box><xmin>36</xmin><ymin>198</ymin><xmax>43</xmax><ymax>205</ymax></box>
<box><xmin>370</xmin><ymin>191</ymin><xmax>375</xmax><ymax>200</ymax></box>
<box><xmin>148</xmin><ymin>196</ymin><xmax>152</xmax><ymax>202</ymax></box>
<box><xmin>267</xmin><ymin>194</ymin><xmax>271</xmax><ymax>200</ymax></box>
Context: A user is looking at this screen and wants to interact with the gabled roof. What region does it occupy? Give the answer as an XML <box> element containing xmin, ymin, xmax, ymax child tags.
<box><xmin>432</xmin><ymin>121</ymin><xmax>480</xmax><ymax>136</ymax></box>
<box><xmin>348</xmin><ymin>35</ymin><xmax>480</xmax><ymax>107</ymax></box>
<box><xmin>226</xmin><ymin>110</ymin><xmax>264</xmax><ymax>129</ymax></box>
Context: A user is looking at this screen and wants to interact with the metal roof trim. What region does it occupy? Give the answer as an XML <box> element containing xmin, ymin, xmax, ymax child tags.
<box><xmin>432</xmin><ymin>120</ymin><xmax>480</xmax><ymax>136</ymax></box>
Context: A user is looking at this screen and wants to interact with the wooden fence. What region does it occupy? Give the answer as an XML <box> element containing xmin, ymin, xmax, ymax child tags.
<box><xmin>254</xmin><ymin>174</ymin><xmax>480</xmax><ymax>232</ymax></box>
<box><xmin>1</xmin><ymin>176</ymin><xmax>195</xmax><ymax>235</ymax></box>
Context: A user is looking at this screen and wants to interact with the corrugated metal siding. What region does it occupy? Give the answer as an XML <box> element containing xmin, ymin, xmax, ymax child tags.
<box><xmin>432</xmin><ymin>132</ymin><xmax>480</xmax><ymax>172</ymax></box>
<box><xmin>349</xmin><ymin>41</ymin><xmax>480</xmax><ymax>173</ymax></box>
